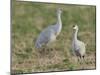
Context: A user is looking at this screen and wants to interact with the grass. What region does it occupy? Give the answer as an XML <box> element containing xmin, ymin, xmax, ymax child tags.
<box><xmin>11</xmin><ymin>0</ymin><xmax>96</xmax><ymax>74</ymax></box>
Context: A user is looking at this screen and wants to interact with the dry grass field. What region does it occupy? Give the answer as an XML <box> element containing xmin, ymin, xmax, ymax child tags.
<box><xmin>11</xmin><ymin>0</ymin><xmax>96</xmax><ymax>74</ymax></box>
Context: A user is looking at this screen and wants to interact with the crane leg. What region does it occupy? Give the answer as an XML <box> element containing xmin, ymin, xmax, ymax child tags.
<box><xmin>82</xmin><ymin>55</ymin><xmax>85</xmax><ymax>62</ymax></box>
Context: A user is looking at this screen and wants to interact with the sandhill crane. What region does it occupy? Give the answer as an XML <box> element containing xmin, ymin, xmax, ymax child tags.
<box><xmin>72</xmin><ymin>25</ymin><xmax>86</xmax><ymax>63</ymax></box>
<box><xmin>35</xmin><ymin>8</ymin><xmax>62</xmax><ymax>49</ymax></box>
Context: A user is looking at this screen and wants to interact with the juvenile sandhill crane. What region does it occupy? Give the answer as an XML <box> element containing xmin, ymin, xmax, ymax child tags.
<box><xmin>35</xmin><ymin>8</ymin><xmax>62</xmax><ymax>49</ymax></box>
<box><xmin>72</xmin><ymin>25</ymin><xmax>86</xmax><ymax>63</ymax></box>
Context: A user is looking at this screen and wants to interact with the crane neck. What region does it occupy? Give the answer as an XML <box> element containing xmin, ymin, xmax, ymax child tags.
<box><xmin>73</xmin><ymin>29</ymin><xmax>78</xmax><ymax>41</ymax></box>
<box><xmin>57</xmin><ymin>12</ymin><xmax>62</xmax><ymax>27</ymax></box>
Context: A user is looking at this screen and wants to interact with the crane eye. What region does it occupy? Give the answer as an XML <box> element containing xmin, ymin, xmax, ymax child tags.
<box><xmin>73</xmin><ymin>25</ymin><xmax>75</xmax><ymax>27</ymax></box>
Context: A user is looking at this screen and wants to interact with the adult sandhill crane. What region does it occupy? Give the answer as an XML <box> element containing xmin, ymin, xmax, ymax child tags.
<box><xmin>35</xmin><ymin>8</ymin><xmax>62</xmax><ymax>49</ymax></box>
<box><xmin>72</xmin><ymin>25</ymin><xmax>86</xmax><ymax>62</ymax></box>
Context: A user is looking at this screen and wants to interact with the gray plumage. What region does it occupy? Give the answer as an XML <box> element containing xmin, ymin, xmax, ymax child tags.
<box><xmin>72</xmin><ymin>25</ymin><xmax>86</xmax><ymax>59</ymax></box>
<box><xmin>35</xmin><ymin>9</ymin><xmax>62</xmax><ymax>49</ymax></box>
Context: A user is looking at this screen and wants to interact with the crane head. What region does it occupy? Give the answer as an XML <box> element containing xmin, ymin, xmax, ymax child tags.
<box><xmin>57</xmin><ymin>8</ymin><xmax>62</xmax><ymax>14</ymax></box>
<box><xmin>73</xmin><ymin>24</ymin><xmax>78</xmax><ymax>30</ymax></box>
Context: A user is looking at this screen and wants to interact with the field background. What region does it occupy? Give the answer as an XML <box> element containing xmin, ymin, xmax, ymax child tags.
<box><xmin>11</xmin><ymin>0</ymin><xmax>96</xmax><ymax>74</ymax></box>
